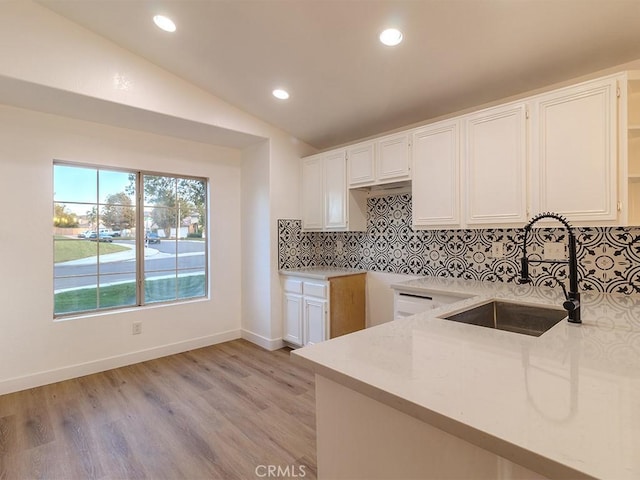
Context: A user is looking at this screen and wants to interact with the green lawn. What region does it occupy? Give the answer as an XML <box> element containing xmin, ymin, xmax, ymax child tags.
<box><xmin>54</xmin><ymin>237</ymin><xmax>130</xmax><ymax>263</ymax></box>
<box><xmin>54</xmin><ymin>275</ymin><xmax>206</xmax><ymax>315</ymax></box>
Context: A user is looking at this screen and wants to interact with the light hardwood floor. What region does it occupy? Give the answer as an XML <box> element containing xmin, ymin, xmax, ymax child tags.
<box><xmin>0</xmin><ymin>339</ymin><xmax>317</xmax><ymax>480</ymax></box>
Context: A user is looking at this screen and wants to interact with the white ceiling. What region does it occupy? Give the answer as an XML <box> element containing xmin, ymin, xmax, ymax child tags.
<box><xmin>37</xmin><ymin>0</ymin><xmax>640</xmax><ymax>150</ymax></box>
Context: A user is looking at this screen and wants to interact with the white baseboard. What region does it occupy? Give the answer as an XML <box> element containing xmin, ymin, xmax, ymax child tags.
<box><xmin>241</xmin><ymin>329</ymin><xmax>284</xmax><ymax>351</ymax></box>
<box><xmin>0</xmin><ymin>329</ymin><xmax>241</xmax><ymax>396</ymax></box>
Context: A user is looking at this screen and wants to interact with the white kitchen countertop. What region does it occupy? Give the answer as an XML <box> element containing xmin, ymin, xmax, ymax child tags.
<box><xmin>279</xmin><ymin>267</ymin><xmax>366</xmax><ymax>280</ymax></box>
<box><xmin>292</xmin><ymin>276</ymin><xmax>640</xmax><ymax>479</ymax></box>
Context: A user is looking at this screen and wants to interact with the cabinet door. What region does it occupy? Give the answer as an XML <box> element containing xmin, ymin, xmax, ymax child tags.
<box><xmin>323</xmin><ymin>150</ymin><xmax>348</xmax><ymax>230</ymax></box>
<box><xmin>411</xmin><ymin>120</ymin><xmax>460</xmax><ymax>227</ymax></box>
<box><xmin>304</xmin><ymin>297</ymin><xmax>327</xmax><ymax>346</ymax></box>
<box><xmin>377</xmin><ymin>133</ymin><xmax>411</xmax><ymax>183</ymax></box>
<box><xmin>464</xmin><ymin>103</ymin><xmax>528</xmax><ymax>226</ymax></box>
<box><xmin>347</xmin><ymin>142</ymin><xmax>376</xmax><ymax>187</ymax></box>
<box><xmin>283</xmin><ymin>293</ymin><xmax>303</xmax><ymax>346</ymax></box>
<box><xmin>532</xmin><ymin>78</ymin><xmax>617</xmax><ymax>222</ymax></box>
<box><xmin>301</xmin><ymin>154</ymin><xmax>324</xmax><ymax>230</ymax></box>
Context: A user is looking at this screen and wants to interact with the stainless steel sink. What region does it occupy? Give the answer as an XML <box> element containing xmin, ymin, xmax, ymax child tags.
<box><xmin>439</xmin><ymin>300</ymin><xmax>567</xmax><ymax>337</ymax></box>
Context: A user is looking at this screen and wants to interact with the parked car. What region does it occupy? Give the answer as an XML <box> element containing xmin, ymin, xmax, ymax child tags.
<box><xmin>77</xmin><ymin>230</ymin><xmax>93</xmax><ymax>239</ymax></box>
<box><xmin>145</xmin><ymin>232</ymin><xmax>161</xmax><ymax>244</ymax></box>
<box><xmin>89</xmin><ymin>232</ymin><xmax>113</xmax><ymax>242</ymax></box>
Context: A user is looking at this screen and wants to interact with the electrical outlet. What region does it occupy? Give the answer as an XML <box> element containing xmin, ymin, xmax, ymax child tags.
<box><xmin>336</xmin><ymin>240</ymin><xmax>344</xmax><ymax>254</ymax></box>
<box><xmin>491</xmin><ymin>242</ymin><xmax>504</xmax><ymax>258</ymax></box>
<box><xmin>544</xmin><ymin>242</ymin><xmax>565</xmax><ymax>260</ymax></box>
<box><xmin>132</xmin><ymin>321</ymin><xmax>142</xmax><ymax>335</ymax></box>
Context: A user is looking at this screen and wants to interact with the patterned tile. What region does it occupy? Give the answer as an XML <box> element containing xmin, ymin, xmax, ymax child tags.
<box><xmin>277</xmin><ymin>195</ymin><xmax>640</xmax><ymax>295</ymax></box>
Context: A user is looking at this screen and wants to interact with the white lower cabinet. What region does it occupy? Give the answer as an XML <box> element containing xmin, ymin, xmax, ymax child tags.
<box><xmin>304</xmin><ymin>297</ymin><xmax>327</xmax><ymax>346</ymax></box>
<box><xmin>283</xmin><ymin>292</ymin><xmax>304</xmax><ymax>346</ymax></box>
<box><xmin>283</xmin><ymin>277</ymin><xmax>329</xmax><ymax>347</ymax></box>
<box><xmin>282</xmin><ymin>274</ymin><xmax>366</xmax><ymax>347</ymax></box>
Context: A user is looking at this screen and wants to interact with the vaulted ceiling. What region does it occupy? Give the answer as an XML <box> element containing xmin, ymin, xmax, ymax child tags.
<box><xmin>38</xmin><ymin>0</ymin><xmax>640</xmax><ymax>150</ymax></box>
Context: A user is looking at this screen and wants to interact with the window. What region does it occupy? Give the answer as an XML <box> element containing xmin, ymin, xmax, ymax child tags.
<box><xmin>53</xmin><ymin>162</ymin><xmax>208</xmax><ymax>317</ymax></box>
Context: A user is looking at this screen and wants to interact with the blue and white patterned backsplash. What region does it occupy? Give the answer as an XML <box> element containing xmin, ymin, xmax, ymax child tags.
<box><xmin>278</xmin><ymin>193</ymin><xmax>640</xmax><ymax>295</ymax></box>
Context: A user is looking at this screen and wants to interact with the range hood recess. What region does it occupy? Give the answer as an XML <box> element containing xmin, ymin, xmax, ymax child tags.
<box><xmin>351</xmin><ymin>180</ymin><xmax>411</xmax><ymax>197</ymax></box>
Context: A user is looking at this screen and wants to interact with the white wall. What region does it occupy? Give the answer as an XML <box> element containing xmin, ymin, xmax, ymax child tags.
<box><xmin>241</xmin><ymin>140</ymin><xmax>273</xmax><ymax>347</ymax></box>
<box><xmin>268</xmin><ymin>137</ymin><xmax>314</xmax><ymax>344</ymax></box>
<box><xmin>0</xmin><ymin>1</ymin><xmax>316</xmax><ymax>389</ymax></box>
<box><xmin>0</xmin><ymin>105</ymin><xmax>242</xmax><ymax>394</ymax></box>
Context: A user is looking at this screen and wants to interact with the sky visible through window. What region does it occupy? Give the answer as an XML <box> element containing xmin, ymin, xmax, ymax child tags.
<box><xmin>54</xmin><ymin>164</ymin><xmax>134</xmax><ymax>215</ymax></box>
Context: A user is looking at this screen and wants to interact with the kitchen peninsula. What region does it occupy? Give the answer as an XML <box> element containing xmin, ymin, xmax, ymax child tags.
<box><xmin>292</xmin><ymin>277</ymin><xmax>640</xmax><ymax>479</ymax></box>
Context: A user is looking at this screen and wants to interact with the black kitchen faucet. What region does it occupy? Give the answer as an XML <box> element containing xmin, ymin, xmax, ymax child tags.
<box><xmin>518</xmin><ymin>212</ymin><xmax>581</xmax><ymax>324</ymax></box>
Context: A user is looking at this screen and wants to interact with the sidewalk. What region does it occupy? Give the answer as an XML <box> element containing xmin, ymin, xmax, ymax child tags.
<box><xmin>58</xmin><ymin>244</ymin><xmax>167</xmax><ymax>266</ymax></box>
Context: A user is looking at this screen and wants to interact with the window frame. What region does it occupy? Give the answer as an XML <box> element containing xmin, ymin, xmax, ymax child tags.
<box><xmin>53</xmin><ymin>160</ymin><xmax>209</xmax><ymax>318</ymax></box>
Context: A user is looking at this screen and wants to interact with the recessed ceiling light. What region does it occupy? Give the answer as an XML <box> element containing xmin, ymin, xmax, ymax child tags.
<box><xmin>379</xmin><ymin>28</ymin><xmax>403</xmax><ymax>46</ymax></box>
<box><xmin>153</xmin><ymin>15</ymin><xmax>176</xmax><ymax>33</ymax></box>
<box><xmin>272</xmin><ymin>89</ymin><xmax>290</xmax><ymax>100</ymax></box>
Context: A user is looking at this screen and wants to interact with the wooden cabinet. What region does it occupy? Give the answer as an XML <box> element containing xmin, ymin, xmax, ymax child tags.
<box><xmin>282</xmin><ymin>273</ymin><xmax>366</xmax><ymax>347</ymax></box>
<box><xmin>531</xmin><ymin>76</ymin><xmax>618</xmax><ymax>223</ymax></box>
<box><xmin>464</xmin><ymin>102</ymin><xmax>529</xmax><ymax>226</ymax></box>
<box><xmin>302</xmin><ymin>151</ymin><xmax>367</xmax><ymax>231</ymax></box>
<box><xmin>411</xmin><ymin>119</ymin><xmax>461</xmax><ymax>228</ymax></box>
<box><xmin>347</xmin><ymin>133</ymin><xmax>410</xmax><ymax>188</ymax></box>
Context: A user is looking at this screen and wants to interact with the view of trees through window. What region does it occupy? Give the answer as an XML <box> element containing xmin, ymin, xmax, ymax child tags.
<box><xmin>53</xmin><ymin>163</ymin><xmax>208</xmax><ymax>316</ymax></box>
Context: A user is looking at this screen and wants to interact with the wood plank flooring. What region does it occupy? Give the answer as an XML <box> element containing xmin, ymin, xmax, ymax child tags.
<box><xmin>0</xmin><ymin>339</ymin><xmax>317</xmax><ymax>480</ymax></box>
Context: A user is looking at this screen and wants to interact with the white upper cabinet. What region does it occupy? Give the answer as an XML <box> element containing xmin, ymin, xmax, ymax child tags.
<box><xmin>347</xmin><ymin>133</ymin><xmax>410</xmax><ymax>188</ymax></box>
<box><xmin>301</xmin><ymin>150</ymin><xmax>367</xmax><ymax>232</ymax></box>
<box><xmin>301</xmin><ymin>154</ymin><xmax>324</xmax><ymax>230</ymax></box>
<box><xmin>464</xmin><ymin>102</ymin><xmax>529</xmax><ymax>226</ymax></box>
<box><xmin>377</xmin><ymin>132</ymin><xmax>411</xmax><ymax>182</ymax></box>
<box><xmin>411</xmin><ymin>119</ymin><xmax>461</xmax><ymax>228</ymax></box>
<box><xmin>347</xmin><ymin>141</ymin><xmax>376</xmax><ymax>187</ymax></box>
<box><xmin>324</xmin><ymin>149</ymin><xmax>348</xmax><ymax>229</ymax></box>
<box><xmin>531</xmin><ymin>76</ymin><xmax>618</xmax><ymax>223</ymax></box>
<box><xmin>304</xmin><ymin>72</ymin><xmax>629</xmax><ymax>229</ymax></box>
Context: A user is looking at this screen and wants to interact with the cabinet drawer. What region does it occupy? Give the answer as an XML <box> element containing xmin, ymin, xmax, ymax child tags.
<box><xmin>283</xmin><ymin>278</ymin><xmax>303</xmax><ymax>294</ymax></box>
<box><xmin>304</xmin><ymin>281</ymin><xmax>327</xmax><ymax>298</ymax></box>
